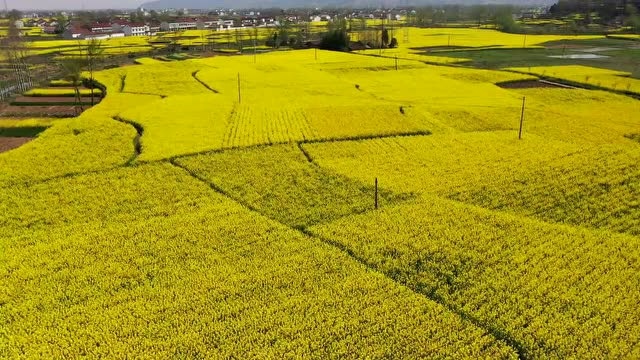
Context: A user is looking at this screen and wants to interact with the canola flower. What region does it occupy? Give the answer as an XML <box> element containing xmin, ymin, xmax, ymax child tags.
<box><xmin>508</xmin><ymin>65</ymin><xmax>640</xmax><ymax>95</ymax></box>
<box><xmin>1</xmin><ymin>41</ymin><xmax>639</xmax><ymax>358</ymax></box>
<box><xmin>23</xmin><ymin>88</ymin><xmax>103</xmax><ymax>97</ymax></box>
<box><xmin>1</xmin><ymin>163</ymin><xmax>517</xmax><ymax>358</ymax></box>
<box><xmin>309</xmin><ymin>195</ymin><xmax>640</xmax><ymax>358</ymax></box>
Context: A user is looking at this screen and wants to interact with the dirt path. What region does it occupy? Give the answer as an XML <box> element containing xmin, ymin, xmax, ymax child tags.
<box><xmin>0</xmin><ymin>137</ymin><xmax>33</xmax><ymax>153</ymax></box>
<box><xmin>497</xmin><ymin>79</ymin><xmax>571</xmax><ymax>89</ymax></box>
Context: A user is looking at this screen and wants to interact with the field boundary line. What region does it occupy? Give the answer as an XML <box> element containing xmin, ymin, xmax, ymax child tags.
<box><xmin>167</xmin><ymin>158</ymin><xmax>526</xmax><ymax>359</ymax></box>
<box><xmin>0</xmin><ymin>131</ymin><xmax>433</xmax><ymax>190</ymax></box>
<box><xmin>121</xmin><ymin>91</ymin><xmax>167</xmax><ymax>98</ymax></box>
<box><xmin>303</xmin><ymin>228</ymin><xmax>528</xmax><ymax>359</ymax></box>
<box><xmin>112</xmin><ymin>116</ymin><xmax>143</xmax><ymax>165</ymax></box>
<box><xmin>0</xmin><ymin>164</ymin><xmax>128</xmax><ymax>189</ymax></box>
<box><xmin>191</xmin><ymin>70</ymin><xmax>220</xmax><ymax>93</ymax></box>
<box><xmin>167</xmin><ymin>130</ymin><xmax>433</xmax><ymax>162</ymax></box>
<box><xmin>297</xmin><ymin>142</ymin><xmax>314</xmax><ymax>163</ymax></box>
<box><xmin>503</xmin><ymin>69</ymin><xmax>640</xmax><ymax>100</ymax></box>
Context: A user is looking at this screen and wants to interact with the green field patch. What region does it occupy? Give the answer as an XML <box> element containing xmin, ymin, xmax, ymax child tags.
<box><xmin>0</xmin><ymin>126</ymin><xmax>47</xmax><ymax>137</ymax></box>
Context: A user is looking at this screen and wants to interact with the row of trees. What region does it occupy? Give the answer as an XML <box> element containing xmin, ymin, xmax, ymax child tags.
<box><xmin>550</xmin><ymin>0</ymin><xmax>640</xmax><ymax>30</ymax></box>
<box><xmin>406</xmin><ymin>5</ymin><xmax>521</xmax><ymax>27</ymax></box>
<box><xmin>1</xmin><ymin>20</ymin><xmax>34</xmax><ymax>102</ymax></box>
<box><xmin>262</xmin><ymin>17</ymin><xmax>398</xmax><ymax>52</ymax></box>
<box><xmin>1</xmin><ymin>10</ymin><xmax>104</xmax><ymax>111</ymax></box>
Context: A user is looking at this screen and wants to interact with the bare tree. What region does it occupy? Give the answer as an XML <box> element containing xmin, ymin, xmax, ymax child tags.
<box><xmin>235</xmin><ymin>28</ymin><xmax>243</xmax><ymax>53</ymax></box>
<box><xmin>1</xmin><ymin>20</ymin><xmax>33</xmax><ymax>101</ymax></box>
<box><xmin>59</xmin><ymin>58</ymin><xmax>85</xmax><ymax>115</ymax></box>
<box><xmin>85</xmin><ymin>39</ymin><xmax>104</xmax><ymax>105</ymax></box>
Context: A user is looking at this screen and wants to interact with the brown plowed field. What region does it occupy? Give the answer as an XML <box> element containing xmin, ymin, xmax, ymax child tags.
<box><xmin>0</xmin><ymin>137</ymin><xmax>33</xmax><ymax>153</ymax></box>
<box><xmin>0</xmin><ymin>105</ymin><xmax>83</xmax><ymax>117</ymax></box>
<box><xmin>12</xmin><ymin>96</ymin><xmax>101</xmax><ymax>104</ymax></box>
<box><xmin>497</xmin><ymin>80</ymin><xmax>565</xmax><ymax>89</ymax></box>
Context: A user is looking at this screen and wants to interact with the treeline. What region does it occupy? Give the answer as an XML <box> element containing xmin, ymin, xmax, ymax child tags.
<box><xmin>550</xmin><ymin>0</ymin><xmax>640</xmax><ymax>27</ymax></box>
<box><xmin>406</xmin><ymin>5</ymin><xmax>523</xmax><ymax>27</ymax></box>
<box><xmin>404</xmin><ymin>2</ymin><xmax>640</xmax><ymax>33</ymax></box>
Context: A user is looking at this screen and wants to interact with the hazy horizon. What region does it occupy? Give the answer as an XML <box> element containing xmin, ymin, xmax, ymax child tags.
<box><xmin>12</xmin><ymin>0</ymin><xmax>143</xmax><ymax>10</ymax></box>
<box><xmin>12</xmin><ymin>0</ymin><xmax>549</xmax><ymax>11</ymax></box>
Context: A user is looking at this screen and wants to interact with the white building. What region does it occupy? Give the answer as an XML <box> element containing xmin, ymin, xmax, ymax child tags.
<box><xmin>63</xmin><ymin>28</ymin><xmax>89</xmax><ymax>39</ymax></box>
<box><xmin>160</xmin><ymin>21</ymin><xmax>198</xmax><ymax>31</ymax></box>
<box><xmin>85</xmin><ymin>32</ymin><xmax>125</xmax><ymax>40</ymax></box>
<box><xmin>90</xmin><ymin>23</ymin><xmax>113</xmax><ymax>33</ymax></box>
<box><xmin>113</xmin><ymin>23</ymin><xmax>150</xmax><ymax>36</ymax></box>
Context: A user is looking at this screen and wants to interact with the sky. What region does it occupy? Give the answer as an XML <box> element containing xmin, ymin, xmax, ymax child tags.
<box><xmin>12</xmin><ymin>0</ymin><xmax>142</xmax><ymax>10</ymax></box>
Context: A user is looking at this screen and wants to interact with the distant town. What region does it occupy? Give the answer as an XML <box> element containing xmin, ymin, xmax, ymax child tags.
<box><xmin>13</xmin><ymin>6</ymin><xmax>554</xmax><ymax>41</ymax></box>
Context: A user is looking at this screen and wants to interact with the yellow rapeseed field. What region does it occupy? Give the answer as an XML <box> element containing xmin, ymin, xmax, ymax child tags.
<box><xmin>508</xmin><ymin>65</ymin><xmax>640</xmax><ymax>95</ymax></box>
<box><xmin>2</xmin><ymin>38</ymin><xmax>640</xmax><ymax>357</ymax></box>
<box><xmin>357</xmin><ymin>28</ymin><xmax>603</xmax><ymax>63</ymax></box>
<box><xmin>309</xmin><ymin>195</ymin><xmax>640</xmax><ymax>359</ymax></box>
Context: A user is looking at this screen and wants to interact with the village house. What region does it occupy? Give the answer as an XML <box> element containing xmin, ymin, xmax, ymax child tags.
<box><xmin>90</xmin><ymin>23</ymin><xmax>113</xmax><ymax>33</ymax></box>
<box><xmin>62</xmin><ymin>27</ymin><xmax>89</xmax><ymax>39</ymax></box>
<box><xmin>86</xmin><ymin>32</ymin><xmax>125</xmax><ymax>40</ymax></box>
<box><xmin>35</xmin><ymin>19</ymin><xmax>60</xmax><ymax>34</ymax></box>
<box><xmin>160</xmin><ymin>19</ymin><xmax>198</xmax><ymax>31</ymax></box>
<box><xmin>63</xmin><ymin>27</ymin><xmax>124</xmax><ymax>40</ymax></box>
<box><xmin>311</xmin><ymin>15</ymin><xmax>332</xmax><ymax>22</ymax></box>
<box><xmin>43</xmin><ymin>23</ymin><xmax>58</xmax><ymax>34</ymax></box>
<box><xmin>112</xmin><ymin>22</ymin><xmax>151</xmax><ymax>36</ymax></box>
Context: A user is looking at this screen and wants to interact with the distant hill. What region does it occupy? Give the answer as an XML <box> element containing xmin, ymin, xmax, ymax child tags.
<box><xmin>139</xmin><ymin>0</ymin><xmax>550</xmax><ymax>10</ymax></box>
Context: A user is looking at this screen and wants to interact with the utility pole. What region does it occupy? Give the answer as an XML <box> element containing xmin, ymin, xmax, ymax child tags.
<box><xmin>519</xmin><ymin>97</ymin><xmax>526</xmax><ymax>140</ymax></box>
<box><xmin>374</xmin><ymin>178</ymin><xmax>379</xmax><ymax>209</ymax></box>
<box><xmin>237</xmin><ymin>73</ymin><xmax>241</xmax><ymax>103</ymax></box>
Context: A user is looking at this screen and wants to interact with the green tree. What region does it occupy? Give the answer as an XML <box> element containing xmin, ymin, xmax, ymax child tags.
<box><xmin>276</xmin><ymin>18</ymin><xmax>292</xmax><ymax>47</ymax></box>
<box><xmin>495</xmin><ymin>10</ymin><xmax>521</xmax><ymax>33</ymax></box>
<box><xmin>55</xmin><ymin>14</ymin><xmax>67</xmax><ymax>34</ymax></box>
<box><xmin>130</xmin><ymin>9</ymin><xmax>144</xmax><ymax>23</ymax></box>
<box><xmin>381</xmin><ymin>29</ymin><xmax>390</xmax><ymax>47</ymax></box>
<box><xmin>7</xmin><ymin>9</ymin><xmax>22</xmax><ymax>20</ymax></box>
<box><xmin>320</xmin><ymin>26</ymin><xmax>349</xmax><ymax>52</ymax></box>
<box><xmin>627</xmin><ymin>4</ymin><xmax>640</xmax><ymax>33</ymax></box>
<box><xmin>235</xmin><ymin>28</ymin><xmax>243</xmax><ymax>52</ymax></box>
